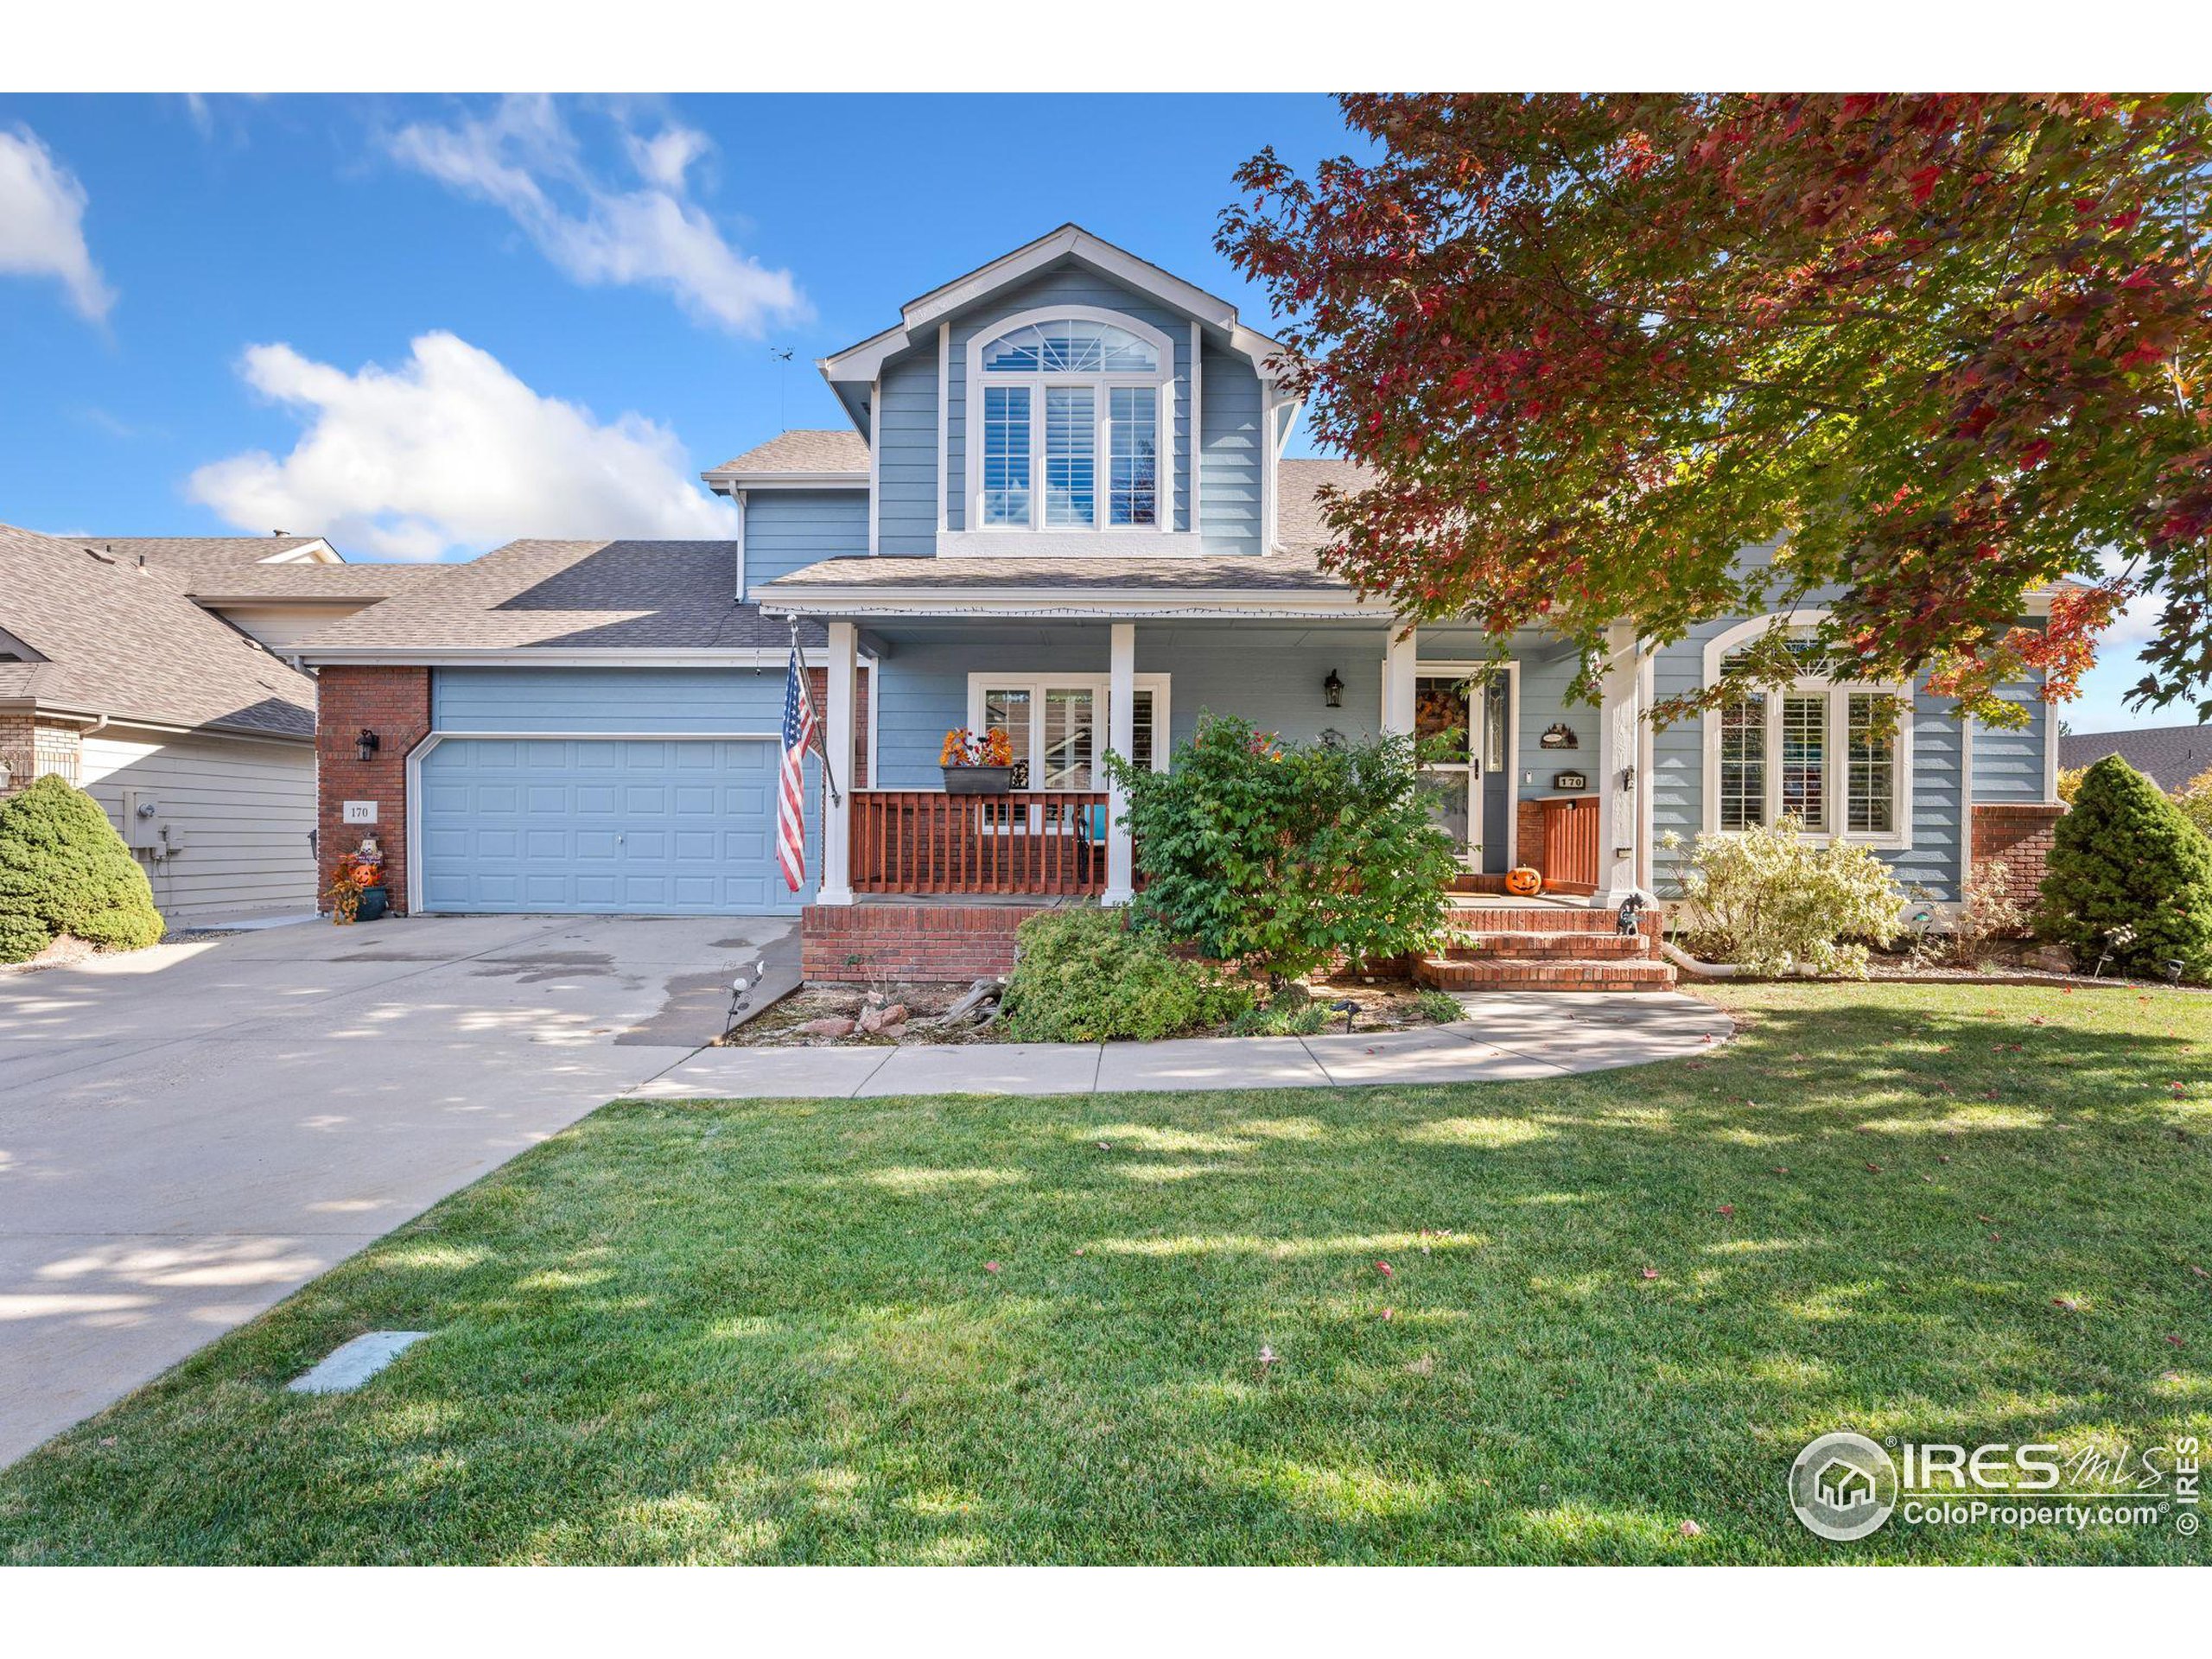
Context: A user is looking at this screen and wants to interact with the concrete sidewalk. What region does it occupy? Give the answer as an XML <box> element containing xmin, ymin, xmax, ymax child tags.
<box><xmin>631</xmin><ymin>989</ymin><xmax>1733</xmax><ymax>1100</ymax></box>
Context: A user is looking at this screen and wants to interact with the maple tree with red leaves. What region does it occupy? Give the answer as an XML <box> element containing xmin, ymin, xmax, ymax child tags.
<box><xmin>1217</xmin><ymin>94</ymin><xmax>2212</xmax><ymax>723</ymax></box>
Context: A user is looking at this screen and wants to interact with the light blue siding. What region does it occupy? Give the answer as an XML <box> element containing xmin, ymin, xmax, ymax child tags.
<box><xmin>875</xmin><ymin>352</ymin><xmax>939</xmax><ymax>557</ymax></box>
<box><xmin>1972</xmin><ymin>685</ymin><xmax>2051</xmax><ymax>800</ymax></box>
<box><xmin>743</xmin><ymin>491</ymin><xmax>866</xmax><ymax>596</ymax></box>
<box><xmin>423</xmin><ymin>668</ymin><xmax>815</xmax><ymax>913</ymax></box>
<box><xmin>1198</xmin><ymin>340</ymin><xmax>1262</xmax><ymax>556</ymax></box>
<box><xmin>943</xmin><ymin>264</ymin><xmax>1198</xmax><ymax>537</ymax></box>
<box><xmin>435</xmin><ymin>666</ymin><xmax>793</xmax><ymax>734</ymax></box>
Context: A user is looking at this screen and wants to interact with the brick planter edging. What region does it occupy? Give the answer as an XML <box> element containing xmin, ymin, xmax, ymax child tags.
<box><xmin>802</xmin><ymin>902</ymin><xmax>1058</xmax><ymax>982</ymax></box>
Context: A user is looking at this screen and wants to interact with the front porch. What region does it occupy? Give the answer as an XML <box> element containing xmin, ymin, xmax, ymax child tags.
<box><xmin>786</xmin><ymin>604</ymin><xmax>1658</xmax><ymax>983</ymax></box>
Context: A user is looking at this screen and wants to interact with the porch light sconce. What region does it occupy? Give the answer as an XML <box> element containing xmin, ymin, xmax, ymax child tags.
<box><xmin>356</xmin><ymin>728</ymin><xmax>381</xmax><ymax>764</ymax></box>
<box><xmin>1322</xmin><ymin>669</ymin><xmax>1344</xmax><ymax>709</ymax></box>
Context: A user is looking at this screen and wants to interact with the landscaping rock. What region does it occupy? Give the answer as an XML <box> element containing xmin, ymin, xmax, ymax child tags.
<box><xmin>857</xmin><ymin>1001</ymin><xmax>909</xmax><ymax>1034</ymax></box>
<box><xmin>798</xmin><ymin>1016</ymin><xmax>856</xmax><ymax>1038</ymax></box>
<box><xmin>873</xmin><ymin>1020</ymin><xmax>908</xmax><ymax>1041</ymax></box>
<box><xmin>2030</xmin><ymin>945</ymin><xmax>2075</xmax><ymax>975</ymax></box>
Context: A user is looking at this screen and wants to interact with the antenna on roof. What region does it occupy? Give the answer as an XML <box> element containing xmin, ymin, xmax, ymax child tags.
<box><xmin>771</xmin><ymin>348</ymin><xmax>793</xmax><ymax>432</ymax></box>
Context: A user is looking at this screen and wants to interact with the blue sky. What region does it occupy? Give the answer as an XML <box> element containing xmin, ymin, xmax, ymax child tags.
<box><xmin>0</xmin><ymin>92</ymin><xmax>2160</xmax><ymax>730</ymax></box>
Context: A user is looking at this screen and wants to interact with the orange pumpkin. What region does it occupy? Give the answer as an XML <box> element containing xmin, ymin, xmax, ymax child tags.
<box><xmin>1503</xmin><ymin>866</ymin><xmax>1543</xmax><ymax>898</ymax></box>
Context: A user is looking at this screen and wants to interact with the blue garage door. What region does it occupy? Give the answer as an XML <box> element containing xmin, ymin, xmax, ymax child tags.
<box><xmin>418</xmin><ymin>737</ymin><xmax>810</xmax><ymax>914</ymax></box>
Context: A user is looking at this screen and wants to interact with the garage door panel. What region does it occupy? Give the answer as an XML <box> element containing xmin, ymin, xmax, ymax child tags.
<box><xmin>420</xmin><ymin>735</ymin><xmax>806</xmax><ymax>914</ymax></box>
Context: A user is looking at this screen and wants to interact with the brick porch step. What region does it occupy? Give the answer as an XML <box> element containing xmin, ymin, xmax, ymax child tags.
<box><xmin>1443</xmin><ymin>906</ymin><xmax>1641</xmax><ymax>935</ymax></box>
<box><xmin>1440</xmin><ymin>931</ymin><xmax>1649</xmax><ymax>960</ymax></box>
<box><xmin>1414</xmin><ymin>955</ymin><xmax>1679</xmax><ymax>991</ymax></box>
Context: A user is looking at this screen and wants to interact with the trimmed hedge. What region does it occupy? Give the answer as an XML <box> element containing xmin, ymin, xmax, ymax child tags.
<box><xmin>1000</xmin><ymin>906</ymin><xmax>1253</xmax><ymax>1043</ymax></box>
<box><xmin>2036</xmin><ymin>754</ymin><xmax>2212</xmax><ymax>982</ymax></box>
<box><xmin>0</xmin><ymin>775</ymin><xmax>166</xmax><ymax>963</ymax></box>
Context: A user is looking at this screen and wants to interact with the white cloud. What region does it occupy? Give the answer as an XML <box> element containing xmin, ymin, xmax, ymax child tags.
<box><xmin>188</xmin><ymin>331</ymin><xmax>737</xmax><ymax>561</ymax></box>
<box><xmin>0</xmin><ymin>124</ymin><xmax>114</xmax><ymax>322</ymax></box>
<box><xmin>385</xmin><ymin>97</ymin><xmax>807</xmax><ymax>336</ymax></box>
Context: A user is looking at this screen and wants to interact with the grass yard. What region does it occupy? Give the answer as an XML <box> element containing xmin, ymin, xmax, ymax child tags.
<box><xmin>3</xmin><ymin>982</ymin><xmax>2209</xmax><ymax>1564</ymax></box>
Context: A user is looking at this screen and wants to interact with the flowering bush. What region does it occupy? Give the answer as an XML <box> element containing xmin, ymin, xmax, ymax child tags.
<box><xmin>939</xmin><ymin>726</ymin><xmax>1014</xmax><ymax>768</ymax></box>
<box><xmin>1665</xmin><ymin>818</ymin><xmax>1907</xmax><ymax>977</ymax></box>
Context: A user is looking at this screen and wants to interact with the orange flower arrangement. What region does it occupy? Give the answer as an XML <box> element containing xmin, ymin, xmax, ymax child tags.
<box><xmin>939</xmin><ymin>726</ymin><xmax>1014</xmax><ymax>767</ymax></box>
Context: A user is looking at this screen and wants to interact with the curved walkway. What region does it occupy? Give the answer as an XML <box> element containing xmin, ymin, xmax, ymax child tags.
<box><xmin>632</xmin><ymin>989</ymin><xmax>1735</xmax><ymax>1101</ymax></box>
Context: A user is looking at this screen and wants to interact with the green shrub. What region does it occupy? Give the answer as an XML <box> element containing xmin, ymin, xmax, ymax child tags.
<box><xmin>2037</xmin><ymin>754</ymin><xmax>2212</xmax><ymax>981</ymax></box>
<box><xmin>1230</xmin><ymin>990</ymin><xmax>1333</xmax><ymax>1036</ymax></box>
<box><xmin>1664</xmin><ymin>817</ymin><xmax>1906</xmax><ymax>977</ymax></box>
<box><xmin>1000</xmin><ymin>906</ymin><xmax>1253</xmax><ymax>1042</ymax></box>
<box><xmin>0</xmin><ymin>775</ymin><xmax>165</xmax><ymax>963</ymax></box>
<box><xmin>1105</xmin><ymin>715</ymin><xmax>1459</xmax><ymax>983</ymax></box>
<box><xmin>2170</xmin><ymin>765</ymin><xmax>2212</xmax><ymax>842</ymax></box>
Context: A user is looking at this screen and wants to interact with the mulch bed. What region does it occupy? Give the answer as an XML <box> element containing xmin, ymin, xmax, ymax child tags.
<box><xmin>720</xmin><ymin>972</ymin><xmax>1448</xmax><ymax>1048</ymax></box>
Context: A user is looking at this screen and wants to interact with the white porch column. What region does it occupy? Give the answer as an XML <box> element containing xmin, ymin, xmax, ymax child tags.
<box><xmin>1381</xmin><ymin>624</ymin><xmax>1419</xmax><ymax>734</ymax></box>
<box><xmin>818</xmin><ymin>619</ymin><xmax>858</xmax><ymax>906</ymax></box>
<box><xmin>1592</xmin><ymin>620</ymin><xmax>1649</xmax><ymax>908</ymax></box>
<box><xmin>1104</xmin><ymin>621</ymin><xmax>1136</xmax><ymax>905</ymax></box>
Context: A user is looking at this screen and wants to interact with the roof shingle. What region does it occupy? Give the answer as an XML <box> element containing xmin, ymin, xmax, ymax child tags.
<box><xmin>2061</xmin><ymin>724</ymin><xmax>2212</xmax><ymax>791</ymax></box>
<box><xmin>711</xmin><ymin>430</ymin><xmax>869</xmax><ymax>476</ymax></box>
<box><xmin>0</xmin><ymin>524</ymin><xmax>317</xmax><ymax>738</ymax></box>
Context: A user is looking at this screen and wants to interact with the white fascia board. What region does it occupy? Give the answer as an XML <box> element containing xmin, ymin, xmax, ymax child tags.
<box><xmin>702</xmin><ymin>470</ymin><xmax>868</xmax><ymax>492</ymax></box>
<box><xmin>257</xmin><ymin>539</ymin><xmax>341</xmax><ymax>564</ymax></box>
<box><xmin>759</xmin><ymin>588</ymin><xmax>1390</xmax><ymax>620</ymax></box>
<box><xmin>292</xmin><ymin>647</ymin><xmax>798</xmax><ymax>668</ymax></box>
<box><xmin>819</xmin><ymin>226</ymin><xmax>1288</xmax><ymax>385</ymax></box>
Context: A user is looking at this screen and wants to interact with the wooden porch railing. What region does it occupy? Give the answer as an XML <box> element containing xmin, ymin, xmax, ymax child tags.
<box><xmin>849</xmin><ymin>789</ymin><xmax>1110</xmax><ymax>896</ymax></box>
<box><xmin>1539</xmin><ymin>795</ymin><xmax>1601</xmax><ymax>890</ymax></box>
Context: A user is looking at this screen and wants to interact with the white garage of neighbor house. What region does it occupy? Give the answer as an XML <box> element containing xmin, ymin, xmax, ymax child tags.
<box><xmin>0</xmin><ymin>525</ymin><xmax>437</xmax><ymax>925</ymax></box>
<box><xmin>293</xmin><ymin>538</ymin><xmax>861</xmax><ymax>918</ymax></box>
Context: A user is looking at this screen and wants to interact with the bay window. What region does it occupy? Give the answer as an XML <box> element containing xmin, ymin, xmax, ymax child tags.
<box><xmin>969</xmin><ymin>310</ymin><xmax>1173</xmax><ymax>532</ymax></box>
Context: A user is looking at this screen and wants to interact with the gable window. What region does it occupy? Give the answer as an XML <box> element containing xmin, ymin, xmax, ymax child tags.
<box><xmin>969</xmin><ymin>309</ymin><xmax>1173</xmax><ymax>533</ymax></box>
<box><xmin>1702</xmin><ymin>618</ymin><xmax>1911</xmax><ymax>847</ymax></box>
<box><xmin>969</xmin><ymin>674</ymin><xmax>1170</xmax><ymax>791</ymax></box>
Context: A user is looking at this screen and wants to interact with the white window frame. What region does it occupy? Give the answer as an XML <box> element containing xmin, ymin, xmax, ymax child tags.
<box><xmin>965</xmin><ymin>671</ymin><xmax>1172</xmax><ymax>791</ymax></box>
<box><xmin>964</xmin><ymin>306</ymin><xmax>1176</xmax><ymax>536</ymax></box>
<box><xmin>1699</xmin><ymin>613</ymin><xmax>1915</xmax><ymax>849</ymax></box>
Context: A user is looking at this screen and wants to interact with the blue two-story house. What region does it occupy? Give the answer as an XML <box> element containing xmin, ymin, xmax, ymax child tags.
<box><xmin>297</xmin><ymin>225</ymin><xmax>2065</xmax><ymax>988</ymax></box>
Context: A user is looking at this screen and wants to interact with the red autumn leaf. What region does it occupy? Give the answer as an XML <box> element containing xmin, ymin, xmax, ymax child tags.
<box><xmin>1866</xmin><ymin>1163</ymin><xmax>1882</xmax><ymax>1173</ymax></box>
<box><xmin>1376</xmin><ymin>1261</ymin><xmax>1395</xmax><ymax>1277</ymax></box>
<box><xmin>1641</xmin><ymin>1267</ymin><xmax>1660</xmax><ymax>1281</ymax></box>
<box><xmin>2190</xmin><ymin>1265</ymin><xmax>2209</xmax><ymax>1279</ymax></box>
<box><xmin>1679</xmin><ymin>1519</ymin><xmax>1705</xmax><ymax>1538</ymax></box>
<box><xmin>1381</xmin><ymin>1307</ymin><xmax>1395</xmax><ymax>1321</ymax></box>
<box><xmin>2166</xmin><ymin>1334</ymin><xmax>2188</xmax><ymax>1348</ymax></box>
<box><xmin>982</xmin><ymin>1261</ymin><xmax>1001</xmax><ymax>1274</ymax></box>
<box><xmin>1715</xmin><ymin>1204</ymin><xmax>1735</xmax><ymax>1216</ymax></box>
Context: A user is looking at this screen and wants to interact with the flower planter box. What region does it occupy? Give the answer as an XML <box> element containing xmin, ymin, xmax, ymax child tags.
<box><xmin>941</xmin><ymin>766</ymin><xmax>1014</xmax><ymax>797</ymax></box>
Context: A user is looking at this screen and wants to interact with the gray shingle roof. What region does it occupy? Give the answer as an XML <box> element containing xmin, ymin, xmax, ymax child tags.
<box><xmin>2061</xmin><ymin>724</ymin><xmax>2212</xmax><ymax>791</ymax></box>
<box><xmin>295</xmin><ymin>539</ymin><xmax>818</xmax><ymax>652</ymax></box>
<box><xmin>180</xmin><ymin>563</ymin><xmax>453</xmax><ymax>601</ymax></box>
<box><xmin>94</xmin><ymin>535</ymin><xmax>334</xmax><ymax>575</ymax></box>
<box><xmin>711</xmin><ymin>429</ymin><xmax>869</xmax><ymax>476</ymax></box>
<box><xmin>1277</xmin><ymin>458</ymin><xmax>1368</xmax><ymax>552</ymax></box>
<box><xmin>0</xmin><ymin>524</ymin><xmax>317</xmax><ymax>738</ymax></box>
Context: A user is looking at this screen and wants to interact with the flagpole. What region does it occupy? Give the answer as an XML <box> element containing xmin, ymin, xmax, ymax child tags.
<box><xmin>788</xmin><ymin>616</ymin><xmax>842</xmax><ymax>808</ymax></box>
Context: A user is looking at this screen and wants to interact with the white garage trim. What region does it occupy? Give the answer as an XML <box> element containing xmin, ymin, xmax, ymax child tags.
<box><xmin>404</xmin><ymin>729</ymin><xmax>781</xmax><ymax>914</ymax></box>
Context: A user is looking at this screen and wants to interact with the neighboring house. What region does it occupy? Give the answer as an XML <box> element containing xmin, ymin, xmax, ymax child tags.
<box><xmin>0</xmin><ymin>526</ymin><xmax>438</xmax><ymax>923</ymax></box>
<box><xmin>2060</xmin><ymin>723</ymin><xmax>2212</xmax><ymax>792</ymax></box>
<box><xmin>292</xmin><ymin>223</ymin><xmax>2067</xmax><ymax>982</ymax></box>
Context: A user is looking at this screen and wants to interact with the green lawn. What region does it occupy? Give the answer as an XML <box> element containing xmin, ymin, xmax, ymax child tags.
<box><xmin>4</xmin><ymin>982</ymin><xmax>2209</xmax><ymax>1564</ymax></box>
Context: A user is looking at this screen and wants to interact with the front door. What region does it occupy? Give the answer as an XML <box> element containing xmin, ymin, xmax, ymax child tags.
<box><xmin>1414</xmin><ymin>671</ymin><xmax>1510</xmax><ymax>873</ymax></box>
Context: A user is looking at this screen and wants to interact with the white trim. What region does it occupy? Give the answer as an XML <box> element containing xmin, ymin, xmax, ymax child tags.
<box><xmin>762</xmin><ymin>588</ymin><xmax>1393</xmax><ymax>620</ymax></box>
<box><xmin>1188</xmin><ymin>320</ymin><xmax>1203</xmax><ymax>537</ymax></box>
<box><xmin>1380</xmin><ymin>627</ymin><xmax>1418</xmax><ymax>735</ymax></box>
<box><xmin>403</xmin><ymin>729</ymin><xmax>780</xmax><ymax>915</ymax></box>
<box><xmin>867</xmin><ymin>378</ymin><xmax>881</xmax><ymax>556</ymax></box>
<box><xmin>821</xmin><ymin>621</ymin><xmax>858</xmax><ymax>904</ymax></box>
<box><xmin>935</xmin><ymin>530</ymin><xmax>1207</xmax><ymax>559</ymax></box>
<box><xmin>1697</xmin><ymin>611</ymin><xmax>1916</xmax><ymax>849</ymax></box>
<box><xmin>818</xmin><ymin>225</ymin><xmax>1288</xmax><ymax>385</ymax></box>
<box><xmin>701</xmin><ymin>471</ymin><xmax>868</xmax><ymax>492</ymax></box>
<box><xmin>296</xmin><ymin>648</ymin><xmax>802</xmax><ymax>667</ymax></box>
<box><xmin>1104</xmin><ymin>622</ymin><xmax>1136</xmax><ymax>903</ymax></box>
<box><xmin>2042</xmin><ymin>691</ymin><xmax>2061</xmax><ymax>803</ymax></box>
<box><xmin>1259</xmin><ymin>391</ymin><xmax>1276</xmax><ymax>552</ymax></box>
<box><xmin>1960</xmin><ymin>709</ymin><xmax>1976</xmax><ymax>892</ymax></box>
<box><xmin>936</xmin><ymin>321</ymin><xmax>951</xmax><ymax>537</ymax></box>
<box><xmin>733</xmin><ymin>487</ymin><xmax>747</xmax><ymax>601</ymax></box>
<box><xmin>1407</xmin><ymin>658</ymin><xmax>1522</xmax><ymax>872</ymax></box>
<box><xmin>963</xmin><ymin>305</ymin><xmax>1177</xmax><ymax>537</ymax></box>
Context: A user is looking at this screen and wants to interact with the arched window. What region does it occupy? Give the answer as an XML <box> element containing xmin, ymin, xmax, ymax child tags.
<box><xmin>968</xmin><ymin>308</ymin><xmax>1173</xmax><ymax>533</ymax></box>
<box><xmin>1700</xmin><ymin>614</ymin><xmax>1913</xmax><ymax>847</ymax></box>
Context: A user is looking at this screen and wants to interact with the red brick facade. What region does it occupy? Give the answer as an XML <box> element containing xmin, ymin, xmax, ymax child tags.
<box><xmin>801</xmin><ymin>901</ymin><xmax>1053</xmax><ymax>982</ymax></box>
<box><xmin>315</xmin><ymin>665</ymin><xmax>433</xmax><ymax>913</ymax></box>
<box><xmin>1970</xmin><ymin>801</ymin><xmax>2066</xmax><ymax>909</ymax></box>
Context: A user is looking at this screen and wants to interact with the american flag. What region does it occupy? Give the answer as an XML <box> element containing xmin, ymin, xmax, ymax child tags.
<box><xmin>777</xmin><ymin>646</ymin><xmax>816</xmax><ymax>892</ymax></box>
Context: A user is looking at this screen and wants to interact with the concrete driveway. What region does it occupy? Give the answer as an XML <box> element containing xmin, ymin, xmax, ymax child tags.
<box><xmin>0</xmin><ymin>912</ymin><xmax>791</xmax><ymax>1469</ymax></box>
